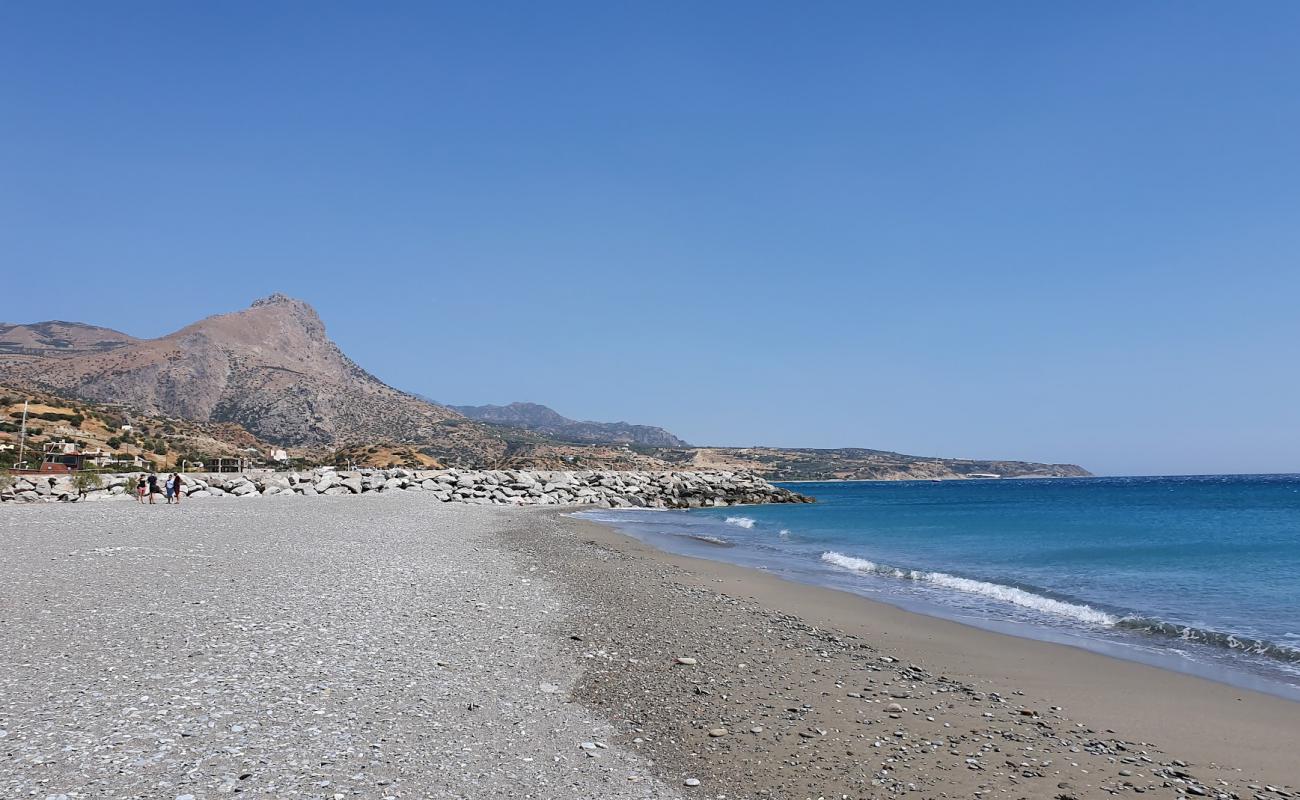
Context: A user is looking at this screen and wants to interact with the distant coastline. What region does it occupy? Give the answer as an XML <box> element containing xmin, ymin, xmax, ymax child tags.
<box><xmin>778</xmin><ymin>473</ymin><xmax>1080</xmax><ymax>483</ymax></box>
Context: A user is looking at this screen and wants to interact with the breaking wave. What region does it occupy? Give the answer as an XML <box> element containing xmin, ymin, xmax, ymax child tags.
<box><xmin>819</xmin><ymin>552</ymin><xmax>1300</xmax><ymax>665</ymax></box>
<box><xmin>725</xmin><ymin>516</ymin><xmax>756</xmax><ymax>529</ymax></box>
<box><xmin>1116</xmin><ymin>618</ymin><xmax>1300</xmax><ymax>665</ymax></box>
<box><xmin>820</xmin><ymin>551</ymin><xmax>1118</xmax><ymax>626</ymax></box>
<box><xmin>677</xmin><ymin>533</ymin><xmax>734</xmax><ymax>547</ymax></box>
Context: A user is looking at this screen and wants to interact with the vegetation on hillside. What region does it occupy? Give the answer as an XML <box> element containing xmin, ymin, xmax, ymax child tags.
<box><xmin>0</xmin><ymin>384</ymin><xmax>1089</xmax><ymax>479</ymax></box>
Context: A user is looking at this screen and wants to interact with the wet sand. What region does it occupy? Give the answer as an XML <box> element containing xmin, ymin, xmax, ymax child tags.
<box><xmin>518</xmin><ymin>509</ymin><xmax>1300</xmax><ymax>799</ymax></box>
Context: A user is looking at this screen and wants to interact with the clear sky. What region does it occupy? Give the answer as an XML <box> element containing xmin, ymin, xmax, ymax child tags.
<box><xmin>2</xmin><ymin>2</ymin><xmax>1298</xmax><ymax>476</ymax></box>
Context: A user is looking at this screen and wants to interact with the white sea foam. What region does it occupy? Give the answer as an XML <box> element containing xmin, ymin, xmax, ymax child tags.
<box><xmin>820</xmin><ymin>551</ymin><xmax>880</xmax><ymax>572</ymax></box>
<box><xmin>682</xmin><ymin>534</ymin><xmax>733</xmax><ymax>547</ymax></box>
<box><xmin>922</xmin><ymin>572</ymin><xmax>1118</xmax><ymax>626</ymax></box>
<box><xmin>725</xmin><ymin>516</ymin><xmax>756</xmax><ymax>529</ymax></box>
<box><xmin>778</xmin><ymin>529</ymin><xmax>792</xmax><ymax>539</ymax></box>
<box><xmin>820</xmin><ymin>551</ymin><xmax>1118</xmax><ymax>627</ymax></box>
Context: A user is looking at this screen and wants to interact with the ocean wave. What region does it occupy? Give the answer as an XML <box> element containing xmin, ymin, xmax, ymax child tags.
<box><xmin>820</xmin><ymin>551</ymin><xmax>1118</xmax><ymax>626</ymax></box>
<box><xmin>821</xmin><ymin>552</ymin><xmax>881</xmax><ymax>572</ymax></box>
<box><xmin>677</xmin><ymin>533</ymin><xmax>734</xmax><ymax>547</ymax></box>
<box><xmin>778</xmin><ymin>529</ymin><xmax>792</xmax><ymax>539</ymax></box>
<box><xmin>1116</xmin><ymin>618</ymin><xmax>1300</xmax><ymax>665</ymax></box>
<box><xmin>725</xmin><ymin>516</ymin><xmax>756</xmax><ymax>529</ymax></box>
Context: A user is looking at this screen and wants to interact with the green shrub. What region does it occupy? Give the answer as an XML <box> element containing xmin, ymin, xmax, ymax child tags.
<box><xmin>0</xmin><ymin>469</ymin><xmax>13</xmax><ymax>492</ymax></box>
<box><xmin>72</xmin><ymin>471</ymin><xmax>103</xmax><ymax>494</ymax></box>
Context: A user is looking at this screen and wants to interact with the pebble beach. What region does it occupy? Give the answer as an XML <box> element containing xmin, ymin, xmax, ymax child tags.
<box><xmin>2</xmin><ymin>494</ymin><xmax>1298</xmax><ymax>799</ymax></box>
<box><xmin>0</xmin><ymin>496</ymin><xmax>677</xmax><ymax>799</ymax></box>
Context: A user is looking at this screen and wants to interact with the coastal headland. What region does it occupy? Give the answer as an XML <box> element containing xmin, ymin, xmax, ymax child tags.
<box><xmin>1</xmin><ymin>495</ymin><xmax>1295</xmax><ymax>798</ymax></box>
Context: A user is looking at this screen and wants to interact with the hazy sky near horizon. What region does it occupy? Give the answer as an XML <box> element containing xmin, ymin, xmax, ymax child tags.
<box><xmin>3</xmin><ymin>2</ymin><xmax>1298</xmax><ymax>477</ymax></box>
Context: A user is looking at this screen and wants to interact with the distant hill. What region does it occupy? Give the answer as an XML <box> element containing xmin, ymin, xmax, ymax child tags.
<box><xmin>0</xmin><ymin>321</ymin><xmax>138</xmax><ymax>355</ymax></box>
<box><xmin>674</xmin><ymin>446</ymin><xmax>1090</xmax><ymax>481</ymax></box>
<box><xmin>451</xmin><ymin>402</ymin><xmax>689</xmax><ymax>447</ymax></box>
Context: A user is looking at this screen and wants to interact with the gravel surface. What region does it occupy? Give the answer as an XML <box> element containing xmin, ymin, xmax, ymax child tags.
<box><xmin>0</xmin><ymin>495</ymin><xmax>680</xmax><ymax>799</ymax></box>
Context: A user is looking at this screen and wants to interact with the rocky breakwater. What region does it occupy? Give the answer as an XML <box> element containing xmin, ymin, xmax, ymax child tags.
<box><xmin>0</xmin><ymin>468</ymin><xmax>813</xmax><ymax>508</ymax></box>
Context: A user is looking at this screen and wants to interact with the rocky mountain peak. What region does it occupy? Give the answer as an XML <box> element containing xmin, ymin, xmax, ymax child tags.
<box><xmin>176</xmin><ymin>292</ymin><xmax>329</xmax><ymax>347</ymax></box>
<box><xmin>247</xmin><ymin>292</ymin><xmax>323</xmax><ymax>329</ymax></box>
<box><xmin>251</xmin><ymin>292</ymin><xmax>301</xmax><ymax>309</ymax></box>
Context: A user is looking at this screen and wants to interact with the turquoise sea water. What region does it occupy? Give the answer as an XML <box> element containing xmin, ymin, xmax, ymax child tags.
<box><xmin>578</xmin><ymin>475</ymin><xmax>1300</xmax><ymax>699</ymax></box>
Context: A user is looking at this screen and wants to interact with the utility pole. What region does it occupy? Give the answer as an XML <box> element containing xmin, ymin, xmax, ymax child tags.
<box><xmin>17</xmin><ymin>400</ymin><xmax>29</xmax><ymax>468</ymax></box>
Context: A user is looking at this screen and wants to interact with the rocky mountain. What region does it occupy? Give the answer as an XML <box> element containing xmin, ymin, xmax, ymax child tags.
<box><xmin>451</xmin><ymin>402</ymin><xmax>689</xmax><ymax>447</ymax></box>
<box><xmin>0</xmin><ymin>294</ymin><xmax>504</xmax><ymax>463</ymax></box>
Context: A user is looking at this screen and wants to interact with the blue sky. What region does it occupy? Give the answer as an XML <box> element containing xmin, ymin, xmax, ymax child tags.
<box><xmin>2</xmin><ymin>2</ymin><xmax>1298</xmax><ymax>476</ymax></box>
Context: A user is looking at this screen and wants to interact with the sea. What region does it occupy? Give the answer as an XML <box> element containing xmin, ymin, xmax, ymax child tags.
<box><xmin>576</xmin><ymin>474</ymin><xmax>1300</xmax><ymax>700</ymax></box>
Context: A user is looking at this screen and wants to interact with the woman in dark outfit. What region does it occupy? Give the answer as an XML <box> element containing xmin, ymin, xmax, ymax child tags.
<box><xmin>146</xmin><ymin>473</ymin><xmax>159</xmax><ymax>505</ymax></box>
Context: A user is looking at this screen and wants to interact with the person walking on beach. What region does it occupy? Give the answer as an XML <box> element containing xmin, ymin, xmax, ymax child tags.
<box><xmin>169</xmin><ymin>473</ymin><xmax>182</xmax><ymax>505</ymax></box>
<box><xmin>164</xmin><ymin>474</ymin><xmax>175</xmax><ymax>504</ymax></box>
<box><xmin>135</xmin><ymin>476</ymin><xmax>147</xmax><ymax>503</ymax></box>
<box><xmin>146</xmin><ymin>473</ymin><xmax>159</xmax><ymax>505</ymax></box>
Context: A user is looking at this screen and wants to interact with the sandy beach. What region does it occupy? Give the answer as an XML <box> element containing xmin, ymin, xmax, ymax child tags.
<box><xmin>2</xmin><ymin>495</ymin><xmax>1297</xmax><ymax>799</ymax></box>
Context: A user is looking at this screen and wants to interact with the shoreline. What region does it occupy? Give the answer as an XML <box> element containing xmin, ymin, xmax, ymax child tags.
<box><xmin>531</xmin><ymin>507</ymin><xmax>1300</xmax><ymax>795</ymax></box>
<box><xmin>577</xmin><ymin>508</ymin><xmax>1300</xmax><ymax>704</ymax></box>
